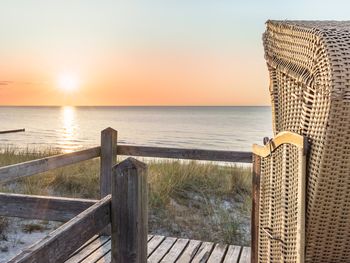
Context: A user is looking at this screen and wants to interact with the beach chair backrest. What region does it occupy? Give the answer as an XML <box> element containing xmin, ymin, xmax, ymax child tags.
<box><xmin>263</xmin><ymin>21</ymin><xmax>350</xmax><ymax>262</ymax></box>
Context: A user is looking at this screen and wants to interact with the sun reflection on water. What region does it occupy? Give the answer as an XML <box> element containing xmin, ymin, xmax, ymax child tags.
<box><xmin>59</xmin><ymin>106</ymin><xmax>79</xmax><ymax>153</ymax></box>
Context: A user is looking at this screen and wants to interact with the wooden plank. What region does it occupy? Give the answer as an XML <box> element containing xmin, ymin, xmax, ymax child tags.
<box><xmin>96</xmin><ymin>252</ymin><xmax>111</xmax><ymax>263</ymax></box>
<box><xmin>8</xmin><ymin>195</ymin><xmax>111</xmax><ymax>263</ymax></box>
<box><xmin>251</xmin><ymin>153</ymin><xmax>261</xmax><ymax>263</ymax></box>
<box><xmin>111</xmin><ymin>158</ymin><xmax>148</xmax><ymax>263</ymax></box>
<box><xmin>238</xmin><ymin>247</ymin><xmax>251</xmax><ymax>263</ymax></box>
<box><xmin>66</xmin><ymin>236</ymin><xmax>251</xmax><ymax>263</ymax></box>
<box><xmin>148</xmin><ymin>235</ymin><xmax>154</xmax><ymax>241</ymax></box>
<box><xmin>191</xmin><ymin>242</ymin><xmax>215</xmax><ymax>263</ymax></box>
<box><xmin>70</xmin><ymin>236</ymin><xmax>167</xmax><ymax>263</ymax></box>
<box><xmin>190</xmin><ymin>242</ymin><xmax>215</xmax><ymax>263</ymax></box>
<box><xmin>65</xmin><ymin>236</ymin><xmax>110</xmax><ymax>263</ymax></box>
<box><xmin>0</xmin><ymin>193</ymin><xmax>97</xmax><ymax>222</ymax></box>
<box><xmin>176</xmin><ymin>240</ymin><xmax>202</xmax><ymax>263</ymax></box>
<box><xmin>0</xmin><ymin>144</ymin><xmax>251</xmax><ymax>185</ymax></box>
<box><xmin>68</xmin><ymin>235</ymin><xmax>100</xmax><ymax>259</ymax></box>
<box><xmin>0</xmin><ymin>143</ymin><xmax>251</xmax><ymax>185</ymax></box>
<box><xmin>117</xmin><ymin>145</ymin><xmax>252</xmax><ymax>163</ymax></box>
<box><xmin>148</xmin><ymin>237</ymin><xmax>177</xmax><ymax>263</ymax></box>
<box><xmin>160</xmin><ymin>238</ymin><xmax>189</xmax><ymax>263</ymax></box>
<box><xmin>100</xmin><ymin>127</ymin><xmax>118</xmax><ymax>198</ymax></box>
<box><xmin>0</xmin><ymin>146</ymin><xmax>101</xmax><ymax>183</ymax></box>
<box><xmin>207</xmin><ymin>243</ymin><xmax>228</xmax><ymax>263</ymax></box>
<box><xmin>0</xmin><ymin>128</ymin><xmax>25</xmax><ymax>134</ymax></box>
<box><xmin>148</xmin><ymin>236</ymin><xmax>166</xmax><ymax>256</ymax></box>
<box><xmin>223</xmin><ymin>246</ymin><xmax>241</xmax><ymax>263</ymax></box>
<box><xmin>80</xmin><ymin>240</ymin><xmax>111</xmax><ymax>263</ymax></box>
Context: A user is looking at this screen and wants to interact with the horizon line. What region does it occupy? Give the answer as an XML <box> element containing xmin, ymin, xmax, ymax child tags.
<box><xmin>0</xmin><ymin>104</ymin><xmax>271</xmax><ymax>107</ymax></box>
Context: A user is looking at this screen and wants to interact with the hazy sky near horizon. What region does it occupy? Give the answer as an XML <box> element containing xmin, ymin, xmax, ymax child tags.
<box><xmin>1</xmin><ymin>0</ymin><xmax>350</xmax><ymax>106</ymax></box>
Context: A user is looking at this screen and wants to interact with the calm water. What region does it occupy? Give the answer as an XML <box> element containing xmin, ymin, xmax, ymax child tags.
<box><xmin>0</xmin><ymin>106</ymin><xmax>272</xmax><ymax>153</ymax></box>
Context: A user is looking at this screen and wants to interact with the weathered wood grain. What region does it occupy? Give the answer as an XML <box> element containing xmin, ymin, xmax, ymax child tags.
<box><xmin>191</xmin><ymin>241</ymin><xmax>214</xmax><ymax>263</ymax></box>
<box><xmin>8</xmin><ymin>195</ymin><xmax>111</xmax><ymax>263</ymax></box>
<box><xmin>251</xmin><ymin>153</ymin><xmax>261</xmax><ymax>263</ymax></box>
<box><xmin>100</xmin><ymin>127</ymin><xmax>118</xmax><ymax>198</ymax></box>
<box><xmin>96</xmin><ymin>253</ymin><xmax>111</xmax><ymax>263</ymax></box>
<box><xmin>207</xmin><ymin>243</ymin><xmax>228</xmax><ymax>263</ymax></box>
<box><xmin>148</xmin><ymin>237</ymin><xmax>176</xmax><ymax>263</ymax></box>
<box><xmin>0</xmin><ymin>193</ymin><xmax>97</xmax><ymax>222</ymax></box>
<box><xmin>223</xmin><ymin>245</ymin><xmax>241</xmax><ymax>263</ymax></box>
<box><xmin>0</xmin><ymin>146</ymin><xmax>101</xmax><ymax>183</ymax></box>
<box><xmin>148</xmin><ymin>236</ymin><xmax>166</xmax><ymax>256</ymax></box>
<box><xmin>176</xmin><ymin>240</ymin><xmax>202</xmax><ymax>263</ymax></box>
<box><xmin>65</xmin><ymin>236</ymin><xmax>110</xmax><ymax>263</ymax></box>
<box><xmin>0</xmin><ymin>143</ymin><xmax>251</xmax><ymax>185</ymax></box>
<box><xmin>238</xmin><ymin>247</ymin><xmax>251</xmax><ymax>263</ymax></box>
<box><xmin>111</xmin><ymin>158</ymin><xmax>148</xmax><ymax>263</ymax></box>
<box><xmin>80</xmin><ymin>240</ymin><xmax>111</xmax><ymax>263</ymax></box>
<box><xmin>67</xmin><ymin>235</ymin><xmax>100</xmax><ymax>259</ymax></box>
<box><xmin>100</xmin><ymin>127</ymin><xmax>117</xmax><ymax>235</ymax></box>
<box><xmin>160</xmin><ymin>238</ymin><xmax>189</xmax><ymax>263</ymax></box>
<box><xmin>66</xmin><ymin>235</ymin><xmax>251</xmax><ymax>263</ymax></box>
<box><xmin>117</xmin><ymin>145</ymin><xmax>252</xmax><ymax>163</ymax></box>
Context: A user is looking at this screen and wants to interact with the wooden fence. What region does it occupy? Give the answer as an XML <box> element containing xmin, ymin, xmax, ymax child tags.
<box><xmin>0</xmin><ymin>128</ymin><xmax>25</xmax><ymax>134</ymax></box>
<box><xmin>0</xmin><ymin>127</ymin><xmax>252</xmax><ymax>263</ymax></box>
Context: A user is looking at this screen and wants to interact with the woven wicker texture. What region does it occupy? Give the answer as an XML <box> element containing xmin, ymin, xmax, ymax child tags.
<box><xmin>258</xmin><ymin>144</ymin><xmax>304</xmax><ymax>263</ymax></box>
<box><xmin>263</xmin><ymin>21</ymin><xmax>350</xmax><ymax>262</ymax></box>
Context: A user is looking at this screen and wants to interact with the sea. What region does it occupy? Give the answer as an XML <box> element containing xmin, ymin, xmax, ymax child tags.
<box><xmin>0</xmin><ymin>106</ymin><xmax>273</xmax><ymax>153</ymax></box>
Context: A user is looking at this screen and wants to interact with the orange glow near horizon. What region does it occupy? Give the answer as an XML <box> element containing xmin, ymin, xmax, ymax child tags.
<box><xmin>0</xmin><ymin>50</ymin><xmax>270</xmax><ymax>106</ymax></box>
<box><xmin>2</xmin><ymin>1</ymin><xmax>350</xmax><ymax>106</ymax></box>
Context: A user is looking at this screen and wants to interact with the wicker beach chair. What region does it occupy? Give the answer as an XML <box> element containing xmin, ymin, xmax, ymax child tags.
<box><xmin>252</xmin><ymin>21</ymin><xmax>350</xmax><ymax>263</ymax></box>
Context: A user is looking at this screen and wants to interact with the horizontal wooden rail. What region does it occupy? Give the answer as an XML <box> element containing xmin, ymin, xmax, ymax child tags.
<box><xmin>9</xmin><ymin>195</ymin><xmax>111</xmax><ymax>263</ymax></box>
<box><xmin>117</xmin><ymin>145</ymin><xmax>252</xmax><ymax>163</ymax></box>
<box><xmin>0</xmin><ymin>146</ymin><xmax>101</xmax><ymax>183</ymax></box>
<box><xmin>0</xmin><ymin>128</ymin><xmax>25</xmax><ymax>134</ymax></box>
<box><xmin>0</xmin><ymin>144</ymin><xmax>251</xmax><ymax>184</ymax></box>
<box><xmin>0</xmin><ymin>193</ymin><xmax>97</xmax><ymax>221</ymax></box>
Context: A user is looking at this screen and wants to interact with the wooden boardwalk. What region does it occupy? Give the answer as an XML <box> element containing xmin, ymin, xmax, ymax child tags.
<box><xmin>1</xmin><ymin>128</ymin><xmax>253</xmax><ymax>262</ymax></box>
<box><xmin>66</xmin><ymin>235</ymin><xmax>251</xmax><ymax>263</ymax></box>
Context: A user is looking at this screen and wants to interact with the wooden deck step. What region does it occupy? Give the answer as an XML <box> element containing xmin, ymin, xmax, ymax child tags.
<box><xmin>66</xmin><ymin>235</ymin><xmax>251</xmax><ymax>263</ymax></box>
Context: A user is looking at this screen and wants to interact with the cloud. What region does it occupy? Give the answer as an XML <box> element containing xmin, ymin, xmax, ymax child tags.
<box><xmin>0</xmin><ymin>81</ymin><xmax>45</xmax><ymax>87</ymax></box>
<box><xmin>0</xmin><ymin>81</ymin><xmax>12</xmax><ymax>86</ymax></box>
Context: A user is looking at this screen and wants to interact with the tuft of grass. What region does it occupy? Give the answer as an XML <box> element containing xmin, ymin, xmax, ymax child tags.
<box><xmin>21</xmin><ymin>223</ymin><xmax>47</xmax><ymax>233</ymax></box>
<box><xmin>0</xmin><ymin>147</ymin><xmax>252</xmax><ymax>245</ymax></box>
<box><xmin>148</xmin><ymin>161</ymin><xmax>251</xmax><ymax>207</ymax></box>
<box><xmin>0</xmin><ymin>146</ymin><xmax>60</xmax><ymax>167</ymax></box>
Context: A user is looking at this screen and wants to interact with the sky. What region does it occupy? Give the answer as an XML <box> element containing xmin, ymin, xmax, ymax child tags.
<box><xmin>1</xmin><ymin>0</ymin><xmax>350</xmax><ymax>106</ymax></box>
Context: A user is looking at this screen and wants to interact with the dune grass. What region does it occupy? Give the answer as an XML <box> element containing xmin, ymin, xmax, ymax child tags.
<box><xmin>0</xmin><ymin>147</ymin><xmax>252</xmax><ymax>245</ymax></box>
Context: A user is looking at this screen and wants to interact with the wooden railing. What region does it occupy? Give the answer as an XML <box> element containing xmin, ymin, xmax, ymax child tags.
<box><xmin>0</xmin><ymin>131</ymin><xmax>251</xmax><ymax>184</ymax></box>
<box><xmin>0</xmin><ymin>127</ymin><xmax>252</xmax><ymax>263</ymax></box>
<box><xmin>0</xmin><ymin>128</ymin><xmax>25</xmax><ymax>134</ymax></box>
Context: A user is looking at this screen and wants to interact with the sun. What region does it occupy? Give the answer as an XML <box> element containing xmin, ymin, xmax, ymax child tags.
<box><xmin>58</xmin><ymin>73</ymin><xmax>79</xmax><ymax>92</ymax></box>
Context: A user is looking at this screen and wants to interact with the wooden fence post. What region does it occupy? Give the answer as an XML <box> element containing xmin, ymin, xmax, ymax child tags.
<box><xmin>100</xmin><ymin>127</ymin><xmax>118</xmax><ymax>198</ymax></box>
<box><xmin>251</xmin><ymin>153</ymin><xmax>261</xmax><ymax>263</ymax></box>
<box><xmin>111</xmin><ymin>157</ymin><xmax>148</xmax><ymax>263</ymax></box>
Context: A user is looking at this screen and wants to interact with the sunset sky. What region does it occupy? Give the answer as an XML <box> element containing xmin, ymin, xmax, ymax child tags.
<box><xmin>1</xmin><ymin>0</ymin><xmax>349</xmax><ymax>106</ymax></box>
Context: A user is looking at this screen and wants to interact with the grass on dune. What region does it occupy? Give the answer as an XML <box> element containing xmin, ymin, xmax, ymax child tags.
<box><xmin>0</xmin><ymin>147</ymin><xmax>252</xmax><ymax>245</ymax></box>
<box><xmin>148</xmin><ymin>161</ymin><xmax>251</xmax><ymax>206</ymax></box>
